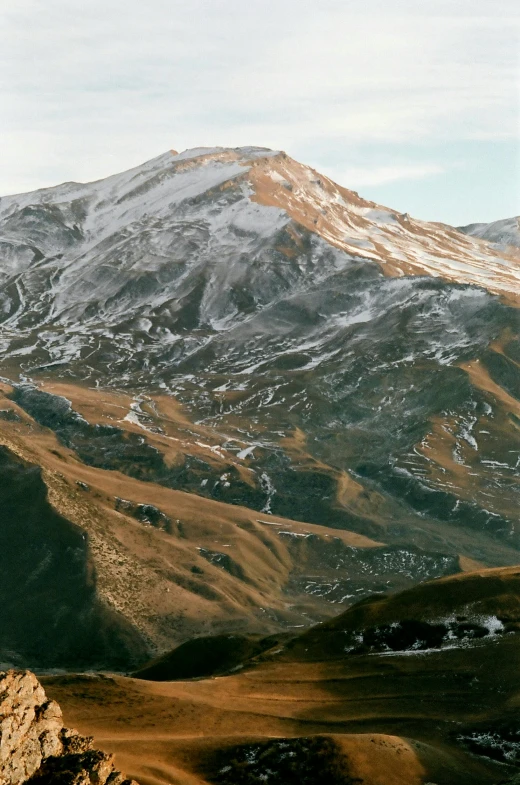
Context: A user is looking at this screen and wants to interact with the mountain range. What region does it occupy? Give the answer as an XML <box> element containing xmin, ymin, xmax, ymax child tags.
<box><xmin>0</xmin><ymin>146</ymin><xmax>518</xmax><ymax>785</ymax></box>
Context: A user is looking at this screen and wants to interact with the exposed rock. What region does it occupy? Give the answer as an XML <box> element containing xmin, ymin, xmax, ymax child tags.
<box><xmin>0</xmin><ymin>671</ymin><xmax>137</xmax><ymax>785</ymax></box>
<box><xmin>0</xmin><ymin>410</ymin><xmax>21</xmax><ymax>422</ymax></box>
<box><xmin>114</xmin><ymin>498</ymin><xmax>171</xmax><ymax>530</ymax></box>
<box><xmin>0</xmin><ymin>670</ymin><xmax>62</xmax><ymax>784</ymax></box>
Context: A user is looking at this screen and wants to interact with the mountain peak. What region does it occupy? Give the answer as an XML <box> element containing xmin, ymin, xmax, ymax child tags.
<box><xmin>1</xmin><ymin>141</ymin><xmax>520</xmax><ymax>785</ymax></box>
<box><xmin>173</xmin><ymin>144</ymin><xmax>278</xmax><ymax>161</ymax></box>
<box><xmin>0</xmin><ymin>146</ymin><xmax>518</xmax><ymax>311</ymax></box>
<box><xmin>459</xmin><ymin>215</ymin><xmax>520</xmax><ymax>251</ymax></box>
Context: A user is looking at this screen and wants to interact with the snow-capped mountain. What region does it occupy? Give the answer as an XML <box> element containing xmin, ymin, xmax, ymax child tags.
<box><xmin>458</xmin><ymin>215</ymin><xmax>520</xmax><ymax>251</ymax></box>
<box><xmin>0</xmin><ymin>146</ymin><xmax>518</xmax><ymax>379</ymax></box>
<box><xmin>0</xmin><ymin>146</ymin><xmax>518</xmax><ymax>670</ymax></box>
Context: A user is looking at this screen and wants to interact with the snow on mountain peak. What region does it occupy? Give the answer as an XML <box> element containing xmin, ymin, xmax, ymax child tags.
<box><xmin>245</xmin><ymin>153</ymin><xmax>520</xmax><ymax>305</ymax></box>
<box><xmin>0</xmin><ymin>145</ymin><xmax>518</xmax><ymax>322</ymax></box>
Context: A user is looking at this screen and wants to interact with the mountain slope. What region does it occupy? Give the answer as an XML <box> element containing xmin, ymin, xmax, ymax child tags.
<box><xmin>0</xmin><ymin>146</ymin><xmax>518</xmax><ymax>380</ymax></box>
<box><xmin>0</xmin><ymin>378</ymin><xmax>467</xmax><ymax>670</ymax></box>
<box><xmin>459</xmin><ymin>215</ymin><xmax>520</xmax><ymax>251</ymax></box>
<box><xmin>0</xmin><ymin>146</ymin><xmax>518</xmax><ymax>670</ymax></box>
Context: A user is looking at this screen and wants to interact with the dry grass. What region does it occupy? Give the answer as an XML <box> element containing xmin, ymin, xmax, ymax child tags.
<box><xmin>460</xmin><ymin>360</ymin><xmax>520</xmax><ymax>418</ymax></box>
<box><xmin>0</xmin><ymin>382</ymin><xmax>383</xmax><ymax>652</ymax></box>
<box><xmin>43</xmin><ymin>569</ymin><xmax>520</xmax><ymax>785</ymax></box>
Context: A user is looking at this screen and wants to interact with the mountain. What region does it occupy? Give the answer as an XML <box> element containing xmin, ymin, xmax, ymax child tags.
<box><xmin>0</xmin><ymin>146</ymin><xmax>518</xmax><ymax>379</ymax></box>
<box><xmin>459</xmin><ymin>216</ymin><xmax>520</xmax><ymax>251</ymax></box>
<box><xmin>43</xmin><ymin>567</ymin><xmax>520</xmax><ymax>785</ymax></box>
<box><xmin>0</xmin><ymin>147</ymin><xmax>518</xmax><ymax>674</ymax></box>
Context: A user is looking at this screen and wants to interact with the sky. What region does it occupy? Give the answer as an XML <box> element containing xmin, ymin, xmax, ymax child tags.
<box><xmin>1</xmin><ymin>0</ymin><xmax>519</xmax><ymax>225</ymax></box>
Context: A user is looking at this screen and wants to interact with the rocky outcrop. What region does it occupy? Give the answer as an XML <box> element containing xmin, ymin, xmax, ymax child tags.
<box><xmin>0</xmin><ymin>671</ymin><xmax>137</xmax><ymax>785</ymax></box>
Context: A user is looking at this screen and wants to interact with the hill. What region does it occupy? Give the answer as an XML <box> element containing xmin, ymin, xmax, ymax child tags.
<box><xmin>43</xmin><ymin>567</ymin><xmax>520</xmax><ymax>785</ymax></box>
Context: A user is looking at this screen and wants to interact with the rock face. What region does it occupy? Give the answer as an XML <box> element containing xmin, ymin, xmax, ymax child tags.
<box><xmin>0</xmin><ymin>671</ymin><xmax>136</xmax><ymax>785</ymax></box>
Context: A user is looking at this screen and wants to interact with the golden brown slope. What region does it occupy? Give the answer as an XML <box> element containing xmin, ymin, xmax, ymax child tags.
<box><xmin>42</xmin><ymin>566</ymin><xmax>520</xmax><ymax>785</ymax></box>
<box><xmin>0</xmin><ymin>380</ymin><xmax>396</xmax><ymax>665</ymax></box>
<box><xmin>287</xmin><ymin>564</ymin><xmax>520</xmax><ymax>660</ymax></box>
<box><xmin>3</xmin><ymin>372</ymin><xmax>520</xmax><ymax>669</ymax></box>
<box><xmin>246</xmin><ymin>151</ymin><xmax>520</xmax><ymax>306</ymax></box>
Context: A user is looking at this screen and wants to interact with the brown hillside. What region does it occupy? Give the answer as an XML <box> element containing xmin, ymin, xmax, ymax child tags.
<box><xmin>43</xmin><ymin>567</ymin><xmax>520</xmax><ymax>785</ymax></box>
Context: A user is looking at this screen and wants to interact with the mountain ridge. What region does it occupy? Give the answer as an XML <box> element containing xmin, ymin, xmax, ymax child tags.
<box><xmin>459</xmin><ymin>215</ymin><xmax>520</xmax><ymax>251</ymax></box>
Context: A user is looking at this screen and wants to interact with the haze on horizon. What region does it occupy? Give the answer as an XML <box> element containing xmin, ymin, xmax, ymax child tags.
<box><xmin>1</xmin><ymin>0</ymin><xmax>519</xmax><ymax>226</ymax></box>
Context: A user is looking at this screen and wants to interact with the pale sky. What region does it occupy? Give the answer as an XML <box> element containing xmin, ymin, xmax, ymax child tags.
<box><xmin>1</xmin><ymin>0</ymin><xmax>519</xmax><ymax>225</ymax></box>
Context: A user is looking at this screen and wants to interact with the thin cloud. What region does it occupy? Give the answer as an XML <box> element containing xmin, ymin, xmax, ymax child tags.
<box><xmin>0</xmin><ymin>0</ymin><xmax>518</xmax><ymax>223</ymax></box>
<box><xmin>327</xmin><ymin>164</ymin><xmax>446</xmax><ymax>188</ymax></box>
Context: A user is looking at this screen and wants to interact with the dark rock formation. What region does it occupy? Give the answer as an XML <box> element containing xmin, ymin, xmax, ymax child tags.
<box><xmin>208</xmin><ymin>736</ymin><xmax>361</xmax><ymax>785</ymax></box>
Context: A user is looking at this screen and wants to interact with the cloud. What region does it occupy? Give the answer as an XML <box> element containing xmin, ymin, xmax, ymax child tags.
<box><xmin>325</xmin><ymin>164</ymin><xmax>447</xmax><ymax>188</ymax></box>
<box><xmin>0</xmin><ymin>0</ymin><xmax>518</xmax><ymax>198</ymax></box>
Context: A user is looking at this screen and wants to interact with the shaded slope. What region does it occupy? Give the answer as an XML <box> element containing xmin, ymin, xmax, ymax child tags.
<box><xmin>285</xmin><ymin>565</ymin><xmax>520</xmax><ymax>660</ymax></box>
<box><xmin>0</xmin><ymin>445</ymin><xmax>147</xmax><ymax>670</ymax></box>
<box><xmin>0</xmin><ymin>364</ymin><xmax>518</xmax><ymax>667</ymax></box>
<box><xmin>132</xmin><ymin>632</ymin><xmax>289</xmax><ymax>681</ymax></box>
<box><xmin>2</xmin><ymin>380</ymin><xmax>461</xmax><ymax>667</ymax></box>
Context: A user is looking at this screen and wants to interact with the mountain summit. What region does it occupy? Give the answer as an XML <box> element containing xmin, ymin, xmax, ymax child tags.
<box><xmin>0</xmin><ymin>146</ymin><xmax>518</xmax><ymax>380</ymax></box>
<box><xmin>459</xmin><ymin>215</ymin><xmax>520</xmax><ymax>251</ymax></box>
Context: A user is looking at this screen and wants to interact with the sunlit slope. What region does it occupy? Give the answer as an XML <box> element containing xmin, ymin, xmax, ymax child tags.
<box><xmin>44</xmin><ymin>566</ymin><xmax>520</xmax><ymax>785</ymax></box>
<box><xmin>4</xmin><ymin>379</ymin><xmax>454</xmax><ymax>670</ymax></box>
<box><xmin>0</xmin><ymin>145</ymin><xmax>518</xmax><ymax>379</ymax></box>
